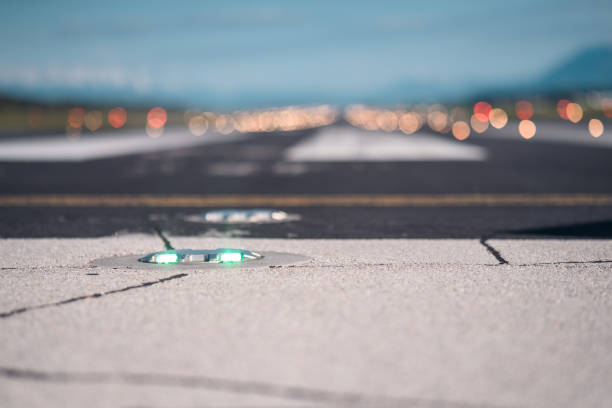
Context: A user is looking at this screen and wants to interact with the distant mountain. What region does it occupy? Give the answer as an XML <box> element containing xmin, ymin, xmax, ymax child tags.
<box><xmin>464</xmin><ymin>45</ymin><xmax>612</xmax><ymax>102</ymax></box>
<box><xmin>539</xmin><ymin>45</ymin><xmax>612</xmax><ymax>91</ymax></box>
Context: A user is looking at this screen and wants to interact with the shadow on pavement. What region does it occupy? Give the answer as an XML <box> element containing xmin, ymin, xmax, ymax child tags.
<box><xmin>508</xmin><ymin>220</ymin><xmax>612</xmax><ymax>238</ymax></box>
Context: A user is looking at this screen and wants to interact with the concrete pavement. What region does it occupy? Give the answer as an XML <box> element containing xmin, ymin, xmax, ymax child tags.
<box><xmin>1</xmin><ymin>236</ymin><xmax>611</xmax><ymax>407</ymax></box>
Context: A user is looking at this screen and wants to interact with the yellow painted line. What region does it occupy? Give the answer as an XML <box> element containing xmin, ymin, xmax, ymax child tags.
<box><xmin>0</xmin><ymin>194</ymin><xmax>612</xmax><ymax>207</ymax></box>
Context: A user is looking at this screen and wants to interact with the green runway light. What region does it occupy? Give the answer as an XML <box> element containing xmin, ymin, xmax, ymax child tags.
<box><xmin>218</xmin><ymin>252</ymin><xmax>243</xmax><ymax>263</ymax></box>
<box><xmin>155</xmin><ymin>253</ymin><xmax>178</xmax><ymax>264</ymax></box>
<box><xmin>139</xmin><ymin>248</ymin><xmax>259</xmax><ymax>265</ymax></box>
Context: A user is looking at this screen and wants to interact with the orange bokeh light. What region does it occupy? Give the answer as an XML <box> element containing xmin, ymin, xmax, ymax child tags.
<box><xmin>566</xmin><ymin>103</ymin><xmax>583</xmax><ymax>123</ymax></box>
<box><xmin>519</xmin><ymin>120</ymin><xmax>536</xmax><ymax>139</ymax></box>
<box><xmin>108</xmin><ymin>107</ymin><xmax>127</xmax><ymax>128</ymax></box>
<box><xmin>398</xmin><ymin>112</ymin><xmax>420</xmax><ymax>134</ymax></box>
<box><xmin>67</xmin><ymin>107</ymin><xmax>85</xmax><ymax>128</ymax></box>
<box><xmin>376</xmin><ymin>111</ymin><xmax>398</xmax><ymax>132</ymax></box>
<box><xmin>452</xmin><ymin>121</ymin><xmax>470</xmax><ymax>140</ymax></box>
<box><xmin>427</xmin><ymin>111</ymin><xmax>449</xmax><ymax>133</ymax></box>
<box><xmin>215</xmin><ymin>115</ymin><xmax>235</xmax><ymax>134</ymax></box>
<box><xmin>588</xmin><ymin>119</ymin><xmax>604</xmax><ymax>138</ymax></box>
<box><xmin>489</xmin><ymin>108</ymin><xmax>508</xmax><ymax>129</ymax></box>
<box><xmin>147</xmin><ymin>107</ymin><xmax>167</xmax><ymax>129</ymax></box>
<box><xmin>557</xmin><ymin>99</ymin><xmax>570</xmax><ymax>120</ymax></box>
<box><xmin>515</xmin><ymin>100</ymin><xmax>533</xmax><ymax>120</ymax></box>
<box><xmin>470</xmin><ymin>114</ymin><xmax>488</xmax><ymax>133</ymax></box>
<box><xmin>473</xmin><ymin>101</ymin><xmax>492</xmax><ymax>122</ymax></box>
<box><xmin>188</xmin><ymin>115</ymin><xmax>208</xmax><ymax>136</ymax></box>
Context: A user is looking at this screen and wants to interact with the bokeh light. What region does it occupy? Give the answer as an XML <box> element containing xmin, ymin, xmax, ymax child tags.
<box><xmin>473</xmin><ymin>101</ymin><xmax>492</xmax><ymax>122</ymax></box>
<box><xmin>519</xmin><ymin>120</ymin><xmax>536</xmax><ymax>139</ymax></box>
<box><xmin>602</xmin><ymin>98</ymin><xmax>612</xmax><ymax>118</ymax></box>
<box><xmin>470</xmin><ymin>114</ymin><xmax>488</xmax><ymax>133</ymax></box>
<box><xmin>147</xmin><ymin>107</ymin><xmax>167</xmax><ymax>129</ymax></box>
<box><xmin>452</xmin><ymin>121</ymin><xmax>470</xmax><ymax>140</ymax></box>
<box><xmin>557</xmin><ymin>99</ymin><xmax>570</xmax><ymax>120</ymax></box>
<box><xmin>215</xmin><ymin>115</ymin><xmax>235</xmax><ymax>134</ymax></box>
<box><xmin>108</xmin><ymin>107</ymin><xmax>127</xmax><ymax>128</ymax></box>
<box><xmin>398</xmin><ymin>112</ymin><xmax>420</xmax><ymax>134</ymax></box>
<box><xmin>183</xmin><ymin>109</ymin><xmax>200</xmax><ymax>124</ymax></box>
<box><xmin>566</xmin><ymin>103</ymin><xmax>583</xmax><ymax>123</ymax></box>
<box><xmin>84</xmin><ymin>110</ymin><xmax>103</xmax><ymax>131</ymax></box>
<box><xmin>188</xmin><ymin>115</ymin><xmax>208</xmax><ymax>136</ymax></box>
<box><xmin>515</xmin><ymin>100</ymin><xmax>533</xmax><ymax>120</ymax></box>
<box><xmin>344</xmin><ymin>105</ymin><xmax>420</xmax><ymax>132</ymax></box>
<box><xmin>376</xmin><ymin>111</ymin><xmax>398</xmax><ymax>132</ymax></box>
<box><xmin>146</xmin><ymin>123</ymin><xmax>164</xmax><ymax>138</ymax></box>
<box><xmin>257</xmin><ymin>111</ymin><xmax>276</xmax><ymax>132</ymax></box>
<box><xmin>588</xmin><ymin>118</ymin><xmax>604</xmax><ymax>138</ymax></box>
<box><xmin>67</xmin><ymin>107</ymin><xmax>85</xmax><ymax>128</ymax></box>
<box><xmin>489</xmin><ymin>108</ymin><xmax>508</xmax><ymax>129</ymax></box>
<box><xmin>427</xmin><ymin>110</ymin><xmax>449</xmax><ymax>133</ymax></box>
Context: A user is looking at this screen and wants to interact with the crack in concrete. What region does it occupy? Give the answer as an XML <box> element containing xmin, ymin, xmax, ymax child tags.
<box><xmin>0</xmin><ymin>273</ymin><xmax>187</xmax><ymax>319</ymax></box>
<box><xmin>269</xmin><ymin>262</ymin><xmax>504</xmax><ymax>269</ymax></box>
<box><xmin>0</xmin><ymin>366</ymin><xmax>513</xmax><ymax>408</ymax></box>
<box><xmin>518</xmin><ymin>260</ymin><xmax>612</xmax><ymax>266</ymax></box>
<box><xmin>154</xmin><ymin>226</ymin><xmax>174</xmax><ymax>250</ymax></box>
<box><xmin>1</xmin><ymin>265</ymin><xmax>97</xmax><ymax>270</ymax></box>
<box><xmin>479</xmin><ymin>238</ymin><xmax>509</xmax><ymax>265</ymax></box>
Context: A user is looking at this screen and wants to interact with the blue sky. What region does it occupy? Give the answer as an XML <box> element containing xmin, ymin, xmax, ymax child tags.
<box><xmin>1</xmin><ymin>0</ymin><xmax>611</xmax><ymax>108</ymax></box>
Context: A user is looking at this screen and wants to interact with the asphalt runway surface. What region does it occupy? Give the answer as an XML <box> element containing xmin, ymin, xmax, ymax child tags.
<box><xmin>0</xmin><ymin>120</ymin><xmax>611</xmax><ymax>238</ymax></box>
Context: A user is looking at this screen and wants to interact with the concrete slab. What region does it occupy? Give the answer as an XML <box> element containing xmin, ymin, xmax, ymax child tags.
<box><xmin>0</xmin><ymin>234</ymin><xmax>161</xmax><ymax>268</ymax></box>
<box><xmin>0</xmin><ymin>236</ymin><xmax>493</xmax><ymax>269</ymax></box>
<box><xmin>1</xmin><ymin>238</ymin><xmax>611</xmax><ymax>407</ymax></box>
<box><xmin>167</xmin><ymin>237</ymin><xmax>496</xmax><ymax>266</ymax></box>
<box><xmin>0</xmin><ymin>267</ymin><xmax>181</xmax><ymax>312</ymax></box>
<box><xmin>0</xmin><ymin>379</ymin><xmax>306</xmax><ymax>408</ymax></box>
<box><xmin>0</xmin><ymin>236</ymin><xmax>492</xmax><ymax>317</ymax></box>
<box><xmin>488</xmin><ymin>239</ymin><xmax>612</xmax><ymax>264</ymax></box>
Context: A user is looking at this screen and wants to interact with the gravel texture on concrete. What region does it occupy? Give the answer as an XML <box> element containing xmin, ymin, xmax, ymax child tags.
<box><xmin>1</xmin><ymin>236</ymin><xmax>611</xmax><ymax>408</ymax></box>
<box><xmin>0</xmin><ymin>267</ymin><xmax>181</xmax><ymax>312</ymax></box>
<box><xmin>0</xmin><ymin>234</ymin><xmax>162</xmax><ymax>268</ymax></box>
<box><xmin>166</xmin><ymin>236</ymin><xmax>497</xmax><ymax>265</ymax></box>
<box><xmin>0</xmin><ymin>380</ymin><xmax>307</xmax><ymax>408</ymax></box>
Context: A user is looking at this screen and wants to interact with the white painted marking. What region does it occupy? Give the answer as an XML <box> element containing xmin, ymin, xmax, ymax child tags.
<box><xmin>0</xmin><ymin>128</ymin><xmax>248</xmax><ymax>162</ymax></box>
<box><xmin>284</xmin><ymin>127</ymin><xmax>487</xmax><ymax>162</ymax></box>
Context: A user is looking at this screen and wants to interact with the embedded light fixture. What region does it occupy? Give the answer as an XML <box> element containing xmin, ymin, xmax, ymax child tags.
<box><xmin>154</xmin><ymin>252</ymin><xmax>179</xmax><ymax>264</ymax></box>
<box><xmin>183</xmin><ymin>209</ymin><xmax>300</xmax><ymax>224</ymax></box>
<box><xmin>138</xmin><ymin>248</ymin><xmax>262</xmax><ymax>265</ymax></box>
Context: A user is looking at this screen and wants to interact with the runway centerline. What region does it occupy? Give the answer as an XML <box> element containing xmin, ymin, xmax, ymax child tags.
<box><xmin>1</xmin><ymin>193</ymin><xmax>612</xmax><ymax>207</ymax></box>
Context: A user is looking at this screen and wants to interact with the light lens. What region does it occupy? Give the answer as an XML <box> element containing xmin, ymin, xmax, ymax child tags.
<box><xmin>156</xmin><ymin>253</ymin><xmax>178</xmax><ymax>264</ymax></box>
<box><xmin>219</xmin><ymin>252</ymin><xmax>243</xmax><ymax>263</ymax></box>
